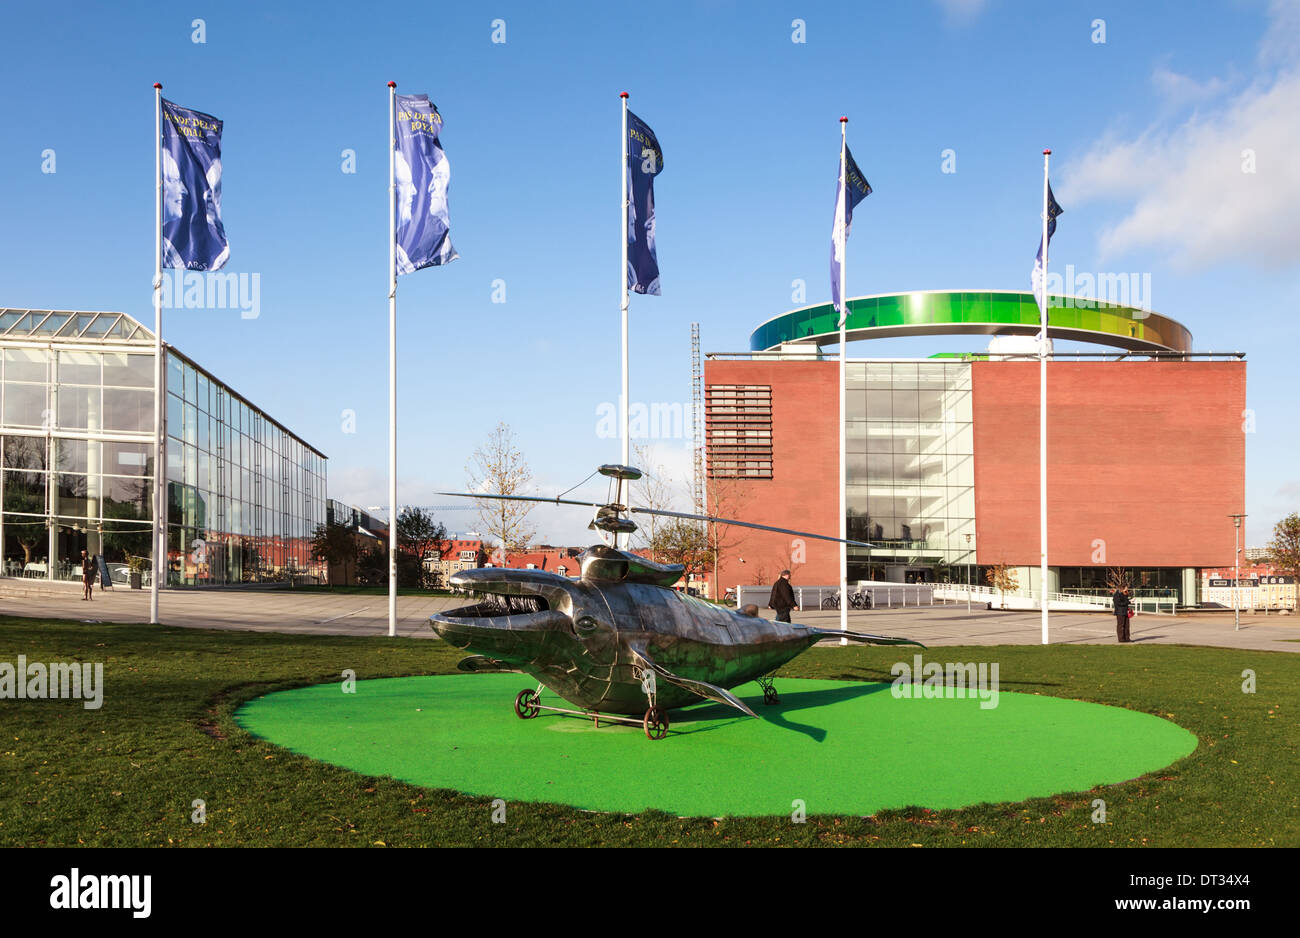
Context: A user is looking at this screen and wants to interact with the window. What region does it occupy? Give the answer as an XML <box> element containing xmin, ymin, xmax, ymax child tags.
<box><xmin>706</xmin><ymin>384</ymin><xmax>773</xmax><ymax>479</ymax></box>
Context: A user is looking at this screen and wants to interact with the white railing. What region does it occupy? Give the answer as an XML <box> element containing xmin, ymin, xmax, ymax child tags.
<box><xmin>738</xmin><ymin>583</ymin><xmax>939</xmax><ymax>611</ymax></box>
<box><xmin>737</xmin><ymin>583</ymin><xmax>1178</xmax><ymax>615</ymax></box>
<box><xmin>934</xmin><ymin>583</ymin><xmax>1177</xmax><ymax>615</ymax></box>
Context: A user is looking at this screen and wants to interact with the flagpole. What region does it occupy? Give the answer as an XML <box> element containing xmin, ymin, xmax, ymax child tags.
<box><xmin>838</xmin><ymin>116</ymin><xmax>848</xmax><ymax>645</ymax></box>
<box><xmin>1039</xmin><ymin>148</ymin><xmax>1051</xmax><ymax>645</ymax></box>
<box><xmin>387</xmin><ymin>81</ymin><xmax>398</xmax><ymax>638</ymax></box>
<box><xmin>619</xmin><ymin>91</ymin><xmax>630</xmax><ymax>549</ymax></box>
<box><xmin>151</xmin><ymin>82</ymin><xmax>163</xmax><ymax>626</ymax></box>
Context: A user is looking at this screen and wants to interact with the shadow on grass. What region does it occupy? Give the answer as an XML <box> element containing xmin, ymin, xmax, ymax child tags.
<box><xmin>520</xmin><ymin>681</ymin><xmax>896</xmax><ymax>743</ymax></box>
<box><xmin>669</xmin><ymin>681</ymin><xmax>895</xmax><ymax>742</ymax></box>
<box><xmin>814</xmin><ymin>664</ymin><xmax>1062</xmax><ymax>691</ymax></box>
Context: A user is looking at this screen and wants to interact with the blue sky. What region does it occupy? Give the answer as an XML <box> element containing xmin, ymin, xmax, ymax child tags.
<box><xmin>2</xmin><ymin>0</ymin><xmax>1297</xmax><ymax>548</ymax></box>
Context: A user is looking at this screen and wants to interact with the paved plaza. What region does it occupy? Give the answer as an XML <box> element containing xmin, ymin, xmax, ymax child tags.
<box><xmin>2</xmin><ymin>581</ymin><xmax>1298</xmax><ymax>652</ymax></box>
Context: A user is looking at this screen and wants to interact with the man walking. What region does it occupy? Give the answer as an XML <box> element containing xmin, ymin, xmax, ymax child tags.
<box><xmin>1112</xmin><ymin>584</ymin><xmax>1132</xmax><ymax>643</ymax></box>
<box><xmin>768</xmin><ymin>569</ymin><xmax>796</xmax><ymax>623</ymax></box>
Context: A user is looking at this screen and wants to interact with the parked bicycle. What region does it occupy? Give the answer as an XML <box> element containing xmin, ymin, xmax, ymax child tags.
<box><xmin>821</xmin><ymin>589</ymin><xmax>872</xmax><ymax>610</ymax></box>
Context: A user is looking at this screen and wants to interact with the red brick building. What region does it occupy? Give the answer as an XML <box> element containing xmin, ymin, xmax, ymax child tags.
<box><xmin>706</xmin><ymin>291</ymin><xmax>1246</xmax><ymax>606</ymax></box>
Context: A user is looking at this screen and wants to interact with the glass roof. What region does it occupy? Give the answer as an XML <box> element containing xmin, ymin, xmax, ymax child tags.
<box><xmin>0</xmin><ymin>309</ymin><xmax>155</xmax><ymax>344</ymax></box>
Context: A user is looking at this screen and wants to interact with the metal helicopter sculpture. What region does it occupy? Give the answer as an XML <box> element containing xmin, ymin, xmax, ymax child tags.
<box><xmin>430</xmin><ymin>464</ymin><xmax>923</xmax><ymax>739</ymax></box>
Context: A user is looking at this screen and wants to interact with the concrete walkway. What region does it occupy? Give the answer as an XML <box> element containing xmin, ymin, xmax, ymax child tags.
<box><xmin>2</xmin><ymin>582</ymin><xmax>1298</xmax><ymax>652</ymax></box>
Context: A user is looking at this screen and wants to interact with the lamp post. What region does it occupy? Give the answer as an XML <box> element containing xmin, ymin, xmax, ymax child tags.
<box><xmin>964</xmin><ymin>532</ymin><xmax>972</xmax><ymax>613</ymax></box>
<box><xmin>1229</xmin><ymin>513</ymin><xmax>1246</xmax><ymax>631</ymax></box>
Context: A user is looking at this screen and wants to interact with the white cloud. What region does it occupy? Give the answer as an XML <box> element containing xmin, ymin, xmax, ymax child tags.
<box><xmin>1066</xmin><ymin>70</ymin><xmax>1300</xmax><ymax>269</ymax></box>
<box><xmin>330</xmin><ymin>464</ymin><xmax>452</xmax><ymax>522</ymax></box>
<box><xmin>1151</xmin><ymin>66</ymin><xmax>1229</xmax><ymax>107</ymax></box>
<box><xmin>934</xmin><ymin>0</ymin><xmax>988</xmax><ymax>25</ymax></box>
<box><xmin>632</xmin><ymin>440</ymin><xmax>697</xmax><ymax>510</ymax></box>
<box><xmin>1064</xmin><ymin>6</ymin><xmax>1300</xmax><ymax>270</ymax></box>
<box><xmin>1260</xmin><ymin>0</ymin><xmax>1300</xmax><ymax>67</ymax></box>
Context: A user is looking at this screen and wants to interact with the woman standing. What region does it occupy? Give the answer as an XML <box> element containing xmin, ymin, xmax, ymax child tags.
<box><xmin>81</xmin><ymin>550</ymin><xmax>95</xmax><ymax>601</ymax></box>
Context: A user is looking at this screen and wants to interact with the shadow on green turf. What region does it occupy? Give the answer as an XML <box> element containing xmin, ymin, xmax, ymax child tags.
<box><xmin>604</xmin><ymin>681</ymin><xmax>895</xmax><ymax>742</ymax></box>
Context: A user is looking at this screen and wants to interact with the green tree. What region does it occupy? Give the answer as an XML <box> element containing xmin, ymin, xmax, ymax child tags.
<box><xmin>357</xmin><ymin>544</ymin><xmax>387</xmax><ymax>585</ymax></box>
<box><xmin>653</xmin><ymin>518</ymin><xmax>711</xmax><ymax>584</ymax></box>
<box><xmin>311</xmin><ymin>520</ymin><xmax>359</xmax><ymax>586</ymax></box>
<box><xmin>396</xmin><ymin>507</ymin><xmax>447</xmax><ymax>589</ymax></box>
<box><xmin>1266</xmin><ymin>512</ymin><xmax>1300</xmax><ymax>613</ymax></box>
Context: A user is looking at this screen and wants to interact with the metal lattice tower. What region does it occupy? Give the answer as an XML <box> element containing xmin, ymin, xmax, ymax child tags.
<box><xmin>691</xmin><ymin>323</ymin><xmax>704</xmax><ymax>514</ymax></box>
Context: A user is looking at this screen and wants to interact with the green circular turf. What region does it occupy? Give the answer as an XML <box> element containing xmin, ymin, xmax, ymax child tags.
<box><xmin>233</xmin><ymin>675</ymin><xmax>1197</xmax><ymax>817</ymax></box>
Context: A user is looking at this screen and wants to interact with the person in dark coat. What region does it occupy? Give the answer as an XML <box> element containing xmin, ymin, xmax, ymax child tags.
<box><xmin>768</xmin><ymin>570</ymin><xmax>796</xmax><ymax>623</ymax></box>
<box><xmin>1112</xmin><ymin>585</ymin><xmax>1132</xmax><ymax>642</ymax></box>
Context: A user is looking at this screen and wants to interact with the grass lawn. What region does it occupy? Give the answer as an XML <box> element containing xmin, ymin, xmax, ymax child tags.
<box><xmin>1</xmin><ymin>614</ymin><xmax>1296</xmax><ymax>847</ymax></box>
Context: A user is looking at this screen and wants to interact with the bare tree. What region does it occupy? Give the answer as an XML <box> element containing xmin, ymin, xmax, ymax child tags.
<box><xmin>1267</xmin><ymin>512</ymin><xmax>1300</xmax><ymax>613</ymax></box>
<box><xmin>4</xmin><ymin>436</ymin><xmax>47</xmax><ymax>564</ymax></box>
<box><xmin>630</xmin><ymin>444</ymin><xmax>678</xmax><ymax>559</ymax></box>
<box><xmin>1105</xmin><ymin>567</ymin><xmax>1132</xmax><ymax>592</ymax></box>
<box><xmin>702</xmin><ymin>474</ymin><xmax>752</xmax><ymax>600</ymax></box>
<box><xmin>466</xmin><ymin>422</ymin><xmax>536</xmax><ymax>555</ymax></box>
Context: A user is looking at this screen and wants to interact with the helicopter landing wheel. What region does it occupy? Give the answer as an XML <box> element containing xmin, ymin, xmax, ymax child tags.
<box><xmin>514</xmin><ymin>688</ymin><xmax>540</xmax><ymax>719</ymax></box>
<box><xmin>643</xmin><ymin>706</ymin><xmax>670</xmax><ymax>740</ymax></box>
<box><xmin>757</xmin><ymin>675</ymin><xmax>780</xmax><ymax>705</ymax></box>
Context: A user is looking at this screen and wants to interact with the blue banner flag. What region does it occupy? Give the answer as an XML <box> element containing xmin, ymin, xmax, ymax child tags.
<box><xmin>394</xmin><ymin>94</ymin><xmax>458</xmax><ymax>274</ymax></box>
<box><xmin>160</xmin><ymin>98</ymin><xmax>228</xmax><ymax>271</ymax></box>
<box><xmin>626</xmin><ymin>110</ymin><xmax>663</xmax><ymax>295</ymax></box>
<box><xmin>1031</xmin><ymin>183</ymin><xmax>1063</xmax><ymax>310</ymax></box>
<box><xmin>830</xmin><ymin>145</ymin><xmax>871</xmax><ymax>321</ymax></box>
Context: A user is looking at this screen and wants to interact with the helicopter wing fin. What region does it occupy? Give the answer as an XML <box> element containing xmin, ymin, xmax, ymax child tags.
<box><xmin>806</xmin><ymin>628</ymin><xmax>926</xmax><ymax>648</ymax></box>
<box><xmin>627</xmin><ymin>643</ymin><xmax>758</xmax><ymax>718</ymax></box>
<box><xmin>455</xmin><ymin>655</ymin><xmax>521</xmax><ymax>673</ymax></box>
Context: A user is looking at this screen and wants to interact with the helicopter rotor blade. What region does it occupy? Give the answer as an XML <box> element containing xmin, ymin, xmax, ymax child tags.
<box><xmin>436</xmin><ymin>492</ymin><xmax>873</xmax><ymax>548</ymax></box>
<box><xmin>435</xmin><ymin>492</ymin><xmax>605</xmax><ymax>510</ymax></box>
<box><xmin>629</xmin><ymin>506</ymin><xmax>874</xmax><ymax>549</ymax></box>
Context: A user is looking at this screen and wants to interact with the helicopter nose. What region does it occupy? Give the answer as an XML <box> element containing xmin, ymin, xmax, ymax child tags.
<box><xmin>447</xmin><ymin>566</ymin><xmax>581</xmax><ymax>611</ymax></box>
<box><xmin>429</xmin><ymin>606</ymin><xmax>574</xmax><ymax>660</ymax></box>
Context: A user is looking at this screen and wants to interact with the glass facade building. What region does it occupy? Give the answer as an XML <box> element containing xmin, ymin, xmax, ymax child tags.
<box><xmin>845</xmin><ymin>360</ymin><xmax>975</xmax><ymax>582</ymax></box>
<box><xmin>1</xmin><ymin>308</ymin><xmax>327</xmax><ymax>586</ymax></box>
